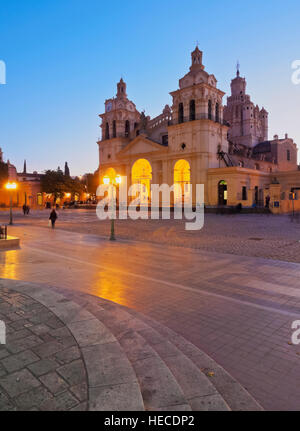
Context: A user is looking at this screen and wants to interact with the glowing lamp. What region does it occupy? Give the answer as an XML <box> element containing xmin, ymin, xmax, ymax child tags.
<box><xmin>5</xmin><ymin>182</ymin><xmax>17</xmax><ymax>190</ymax></box>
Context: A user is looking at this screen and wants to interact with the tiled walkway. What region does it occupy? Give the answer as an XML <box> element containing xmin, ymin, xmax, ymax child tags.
<box><xmin>0</xmin><ymin>286</ymin><xmax>88</xmax><ymax>411</ymax></box>
<box><xmin>0</xmin><ymin>223</ymin><xmax>300</xmax><ymax>410</ymax></box>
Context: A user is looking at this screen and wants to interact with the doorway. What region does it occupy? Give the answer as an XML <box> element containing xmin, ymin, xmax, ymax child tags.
<box><xmin>218</xmin><ymin>180</ymin><xmax>228</xmax><ymax>205</ymax></box>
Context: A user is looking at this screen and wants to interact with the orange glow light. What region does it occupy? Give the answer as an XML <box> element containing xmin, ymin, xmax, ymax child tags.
<box><xmin>5</xmin><ymin>182</ymin><xmax>17</xmax><ymax>190</ymax></box>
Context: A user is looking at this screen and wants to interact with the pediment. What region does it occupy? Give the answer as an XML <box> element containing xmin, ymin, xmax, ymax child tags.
<box><xmin>117</xmin><ymin>135</ymin><xmax>166</xmax><ymax>158</ymax></box>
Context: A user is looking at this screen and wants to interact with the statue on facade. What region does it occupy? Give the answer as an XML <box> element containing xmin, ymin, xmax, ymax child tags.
<box><xmin>139</xmin><ymin>111</ymin><xmax>148</xmax><ymax>133</ymax></box>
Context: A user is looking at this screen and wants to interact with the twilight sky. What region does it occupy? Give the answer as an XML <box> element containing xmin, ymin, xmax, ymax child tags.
<box><xmin>0</xmin><ymin>0</ymin><xmax>300</xmax><ymax>176</ymax></box>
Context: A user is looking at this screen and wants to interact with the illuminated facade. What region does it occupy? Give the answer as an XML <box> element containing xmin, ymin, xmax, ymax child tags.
<box><xmin>98</xmin><ymin>47</ymin><xmax>300</xmax><ymax>213</ymax></box>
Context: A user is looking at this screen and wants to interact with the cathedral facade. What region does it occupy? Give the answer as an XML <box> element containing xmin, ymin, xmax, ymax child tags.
<box><xmin>97</xmin><ymin>47</ymin><xmax>300</xmax><ymax>213</ymax></box>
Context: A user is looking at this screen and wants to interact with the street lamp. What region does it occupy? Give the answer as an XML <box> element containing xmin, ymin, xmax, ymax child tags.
<box><xmin>103</xmin><ymin>175</ymin><xmax>121</xmax><ymax>241</ymax></box>
<box><xmin>5</xmin><ymin>182</ymin><xmax>17</xmax><ymax>225</ymax></box>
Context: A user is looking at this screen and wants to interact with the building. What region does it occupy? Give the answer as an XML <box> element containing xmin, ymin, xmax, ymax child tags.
<box><xmin>0</xmin><ymin>154</ymin><xmax>44</xmax><ymax>207</ymax></box>
<box><xmin>97</xmin><ymin>47</ymin><xmax>300</xmax><ymax>214</ymax></box>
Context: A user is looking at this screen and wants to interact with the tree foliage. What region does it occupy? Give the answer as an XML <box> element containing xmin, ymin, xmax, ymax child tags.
<box><xmin>0</xmin><ymin>162</ymin><xmax>8</xmax><ymax>186</ymax></box>
<box><xmin>84</xmin><ymin>170</ymin><xmax>100</xmax><ymax>195</ymax></box>
<box><xmin>41</xmin><ymin>169</ymin><xmax>84</xmax><ymax>200</ymax></box>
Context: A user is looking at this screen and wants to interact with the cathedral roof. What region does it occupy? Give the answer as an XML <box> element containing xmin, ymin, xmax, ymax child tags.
<box><xmin>253</xmin><ymin>141</ymin><xmax>271</xmax><ymax>154</ymax></box>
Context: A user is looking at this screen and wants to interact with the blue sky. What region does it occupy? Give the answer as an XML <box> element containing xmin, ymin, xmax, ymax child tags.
<box><xmin>0</xmin><ymin>0</ymin><xmax>300</xmax><ymax>175</ymax></box>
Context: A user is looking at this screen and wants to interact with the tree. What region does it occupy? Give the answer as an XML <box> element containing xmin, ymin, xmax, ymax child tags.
<box><xmin>64</xmin><ymin>162</ymin><xmax>70</xmax><ymax>177</ymax></box>
<box><xmin>84</xmin><ymin>170</ymin><xmax>100</xmax><ymax>195</ymax></box>
<box><xmin>0</xmin><ymin>162</ymin><xmax>8</xmax><ymax>187</ymax></box>
<box><xmin>65</xmin><ymin>175</ymin><xmax>85</xmax><ymax>196</ymax></box>
<box><xmin>41</xmin><ymin>169</ymin><xmax>85</xmax><ymax>202</ymax></box>
<box><xmin>41</xmin><ymin>169</ymin><xmax>66</xmax><ymax>202</ymax></box>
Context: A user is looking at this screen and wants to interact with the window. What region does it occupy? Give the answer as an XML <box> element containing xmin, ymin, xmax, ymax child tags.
<box><xmin>287</xmin><ymin>150</ymin><xmax>291</xmax><ymax>161</ymax></box>
<box><xmin>208</xmin><ymin>100</ymin><xmax>212</xmax><ymax>120</ymax></box>
<box><xmin>242</xmin><ymin>186</ymin><xmax>247</xmax><ymax>201</ymax></box>
<box><xmin>162</xmin><ymin>135</ymin><xmax>168</xmax><ymax>146</ymax></box>
<box><xmin>178</xmin><ymin>103</ymin><xmax>184</xmax><ymax>124</ymax></box>
<box><xmin>189</xmin><ymin>100</ymin><xmax>195</xmax><ymax>121</ymax></box>
<box><xmin>125</xmin><ymin>120</ymin><xmax>130</xmax><ymax>137</ymax></box>
<box><xmin>215</xmin><ymin>103</ymin><xmax>219</xmax><ymax>123</ymax></box>
<box><xmin>113</xmin><ymin>121</ymin><xmax>116</xmax><ymax>138</ymax></box>
<box><xmin>105</xmin><ymin>123</ymin><xmax>109</xmax><ymax>140</ymax></box>
<box><xmin>255</xmin><ymin>186</ymin><xmax>259</xmax><ymax>204</ymax></box>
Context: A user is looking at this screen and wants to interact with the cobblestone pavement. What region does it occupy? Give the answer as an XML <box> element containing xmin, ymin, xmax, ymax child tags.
<box><xmin>1</xmin><ymin>209</ymin><xmax>300</xmax><ymax>263</ymax></box>
<box><xmin>0</xmin><ymin>287</ymin><xmax>88</xmax><ymax>411</ymax></box>
<box><xmin>0</xmin><ymin>280</ymin><xmax>262</xmax><ymax>411</ymax></box>
<box><xmin>0</xmin><ymin>219</ymin><xmax>300</xmax><ymax>410</ymax></box>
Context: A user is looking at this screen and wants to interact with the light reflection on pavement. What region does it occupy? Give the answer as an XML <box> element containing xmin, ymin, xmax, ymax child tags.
<box><xmin>0</xmin><ymin>223</ymin><xmax>300</xmax><ymax>410</ymax></box>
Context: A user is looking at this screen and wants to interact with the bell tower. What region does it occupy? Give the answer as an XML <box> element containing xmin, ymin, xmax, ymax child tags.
<box><xmin>98</xmin><ymin>79</ymin><xmax>140</xmax><ymax>167</ymax></box>
<box><xmin>224</xmin><ymin>65</ymin><xmax>269</xmax><ymax>147</ymax></box>
<box><xmin>117</xmin><ymin>78</ymin><xmax>127</xmax><ymax>99</ymax></box>
<box><xmin>230</xmin><ymin>64</ymin><xmax>246</xmax><ymax>96</ymax></box>
<box><xmin>190</xmin><ymin>46</ymin><xmax>204</xmax><ymax>71</ymax></box>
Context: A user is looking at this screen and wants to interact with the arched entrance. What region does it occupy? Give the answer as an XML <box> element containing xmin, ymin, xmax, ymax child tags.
<box><xmin>174</xmin><ymin>159</ymin><xmax>191</xmax><ymax>203</ymax></box>
<box><xmin>103</xmin><ymin>168</ymin><xmax>117</xmax><ymax>184</ymax></box>
<box><xmin>218</xmin><ymin>180</ymin><xmax>228</xmax><ymax>205</ymax></box>
<box><xmin>131</xmin><ymin>159</ymin><xmax>152</xmax><ymax>203</ymax></box>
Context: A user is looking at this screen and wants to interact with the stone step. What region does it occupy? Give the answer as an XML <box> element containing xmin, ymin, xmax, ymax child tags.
<box><xmin>5</xmin><ymin>279</ymin><xmax>262</xmax><ymax>411</ymax></box>
<box><xmin>66</xmin><ymin>293</ymin><xmax>192</xmax><ymax>411</ymax></box>
<box><xmin>75</xmin><ymin>294</ymin><xmax>262</xmax><ymax>411</ymax></box>
<box><xmin>1</xmin><ymin>280</ymin><xmax>145</xmax><ymax>411</ymax></box>
<box><xmin>125</xmin><ymin>309</ymin><xmax>263</xmax><ymax>411</ymax></box>
<box><xmin>68</xmin><ymin>293</ymin><xmax>231</xmax><ymax>411</ymax></box>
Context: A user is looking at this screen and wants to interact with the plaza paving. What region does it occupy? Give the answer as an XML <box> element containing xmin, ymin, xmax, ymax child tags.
<box><xmin>2</xmin><ymin>209</ymin><xmax>300</xmax><ymax>263</ymax></box>
<box><xmin>0</xmin><ymin>280</ymin><xmax>261</xmax><ymax>411</ymax></box>
<box><xmin>0</xmin><ymin>210</ymin><xmax>300</xmax><ymax>410</ymax></box>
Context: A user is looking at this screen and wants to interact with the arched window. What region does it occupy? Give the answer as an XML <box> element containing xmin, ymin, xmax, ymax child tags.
<box><xmin>178</xmin><ymin>103</ymin><xmax>184</xmax><ymax>124</ymax></box>
<box><xmin>174</xmin><ymin>159</ymin><xmax>191</xmax><ymax>204</ymax></box>
<box><xmin>208</xmin><ymin>100</ymin><xmax>212</xmax><ymax>120</ymax></box>
<box><xmin>125</xmin><ymin>120</ymin><xmax>130</xmax><ymax>137</ymax></box>
<box><xmin>113</xmin><ymin>120</ymin><xmax>116</xmax><ymax>138</ymax></box>
<box><xmin>215</xmin><ymin>103</ymin><xmax>219</xmax><ymax>123</ymax></box>
<box><xmin>105</xmin><ymin>122</ymin><xmax>109</xmax><ymax>140</ymax></box>
<box><xmin>189</xmin><ymin>100</ymin><xmax>195</xmax><ymax>121</ymax></box>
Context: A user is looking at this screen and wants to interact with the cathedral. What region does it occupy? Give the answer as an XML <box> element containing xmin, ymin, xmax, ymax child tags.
<box><xmin>97</xmin><ymin>47</ymin><xmax>300</xmax><ymax>213</ymax></box>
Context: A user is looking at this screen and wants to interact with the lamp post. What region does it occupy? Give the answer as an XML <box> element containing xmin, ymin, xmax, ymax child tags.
<box><xmin>5</xmin><ymin>182</ymin><xmax>17</xmax><ymax>225</ymax></box>
<box><xmin>103</xmin><ymin>175</ymin><xmax>121</xmax><ymax>241</ymax></box>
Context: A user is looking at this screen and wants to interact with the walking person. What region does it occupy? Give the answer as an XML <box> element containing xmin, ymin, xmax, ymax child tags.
<box><xmin>49</xmin><ymin>209</ymin><xmax>58</xmax><ymax>229</ymax></box>
<box><xmin>22</xmin><ymin>204</ymin><xmax>27</xmax><ymax>215</ymax></box>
